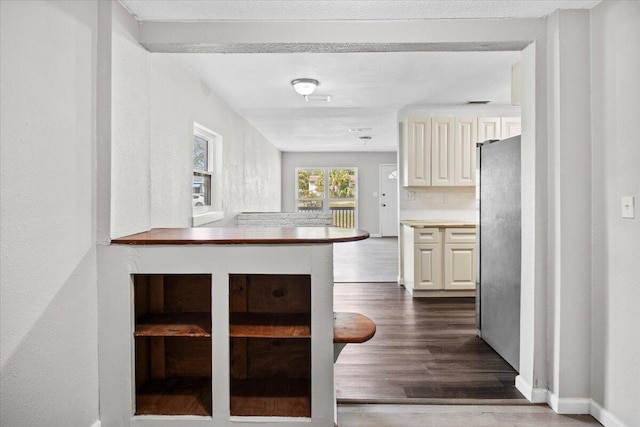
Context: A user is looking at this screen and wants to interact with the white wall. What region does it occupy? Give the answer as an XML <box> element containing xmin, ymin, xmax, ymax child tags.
<box><xmin>0</xmin><ymin>1</ymin><xmax>99</xmax><ymax>426</ymax></box>
<box><xmin>111</xmin><ymin>2</ymin><xmax>151</xmax><ymax>237</ymax></box>
<box><xmin>110</xmin><ymin>3</ymin><xmax>281</xmax><ymax>237</ymax></box>
<box><xmin>149</xmin><ymin>54</ymin><xmax>282</xmax><ymax>228</ymax></box>
<box><xmin>590</xmin><ymin>1</ymin><xmax>640</xmax><ymax>426</ymax></box>
<box><xmin>546</xmin><ymin>9</ymin><xmax>593</xmax><ymax>407</ymax></box>
<box><xmin>282</xmin><ymin>152</ymin><xmax>396</xmax><ymax>234</ymax></box>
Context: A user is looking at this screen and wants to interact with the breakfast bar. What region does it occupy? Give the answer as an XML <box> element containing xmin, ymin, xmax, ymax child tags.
<box><xmin>98</xmin><ymin>227</ymin><xmax>370</xmax><ymax>427</ymax></box>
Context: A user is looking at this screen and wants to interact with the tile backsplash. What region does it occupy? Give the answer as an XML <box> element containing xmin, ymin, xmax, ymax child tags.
<box><xmin>400</xmin><ymin>187</ymin><xmax>476</xmax><ymax>221</ymax></box>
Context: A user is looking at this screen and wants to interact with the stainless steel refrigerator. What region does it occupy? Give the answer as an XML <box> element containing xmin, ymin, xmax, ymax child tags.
<box><xmin>476</xmin><ymin>135</ymin><xmax>521</xmax><ymax>371</ymax></box>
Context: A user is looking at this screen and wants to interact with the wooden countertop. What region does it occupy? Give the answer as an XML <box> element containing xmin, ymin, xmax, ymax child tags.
<box><xmin>112</xmin><ymin>227</ymin><xmax>370</xmax><ymax>245</ymax></box>
<box><xmin>401</xmin><ymin>220</ymin><xmax>476</xmax><ymax>228</ymax></box>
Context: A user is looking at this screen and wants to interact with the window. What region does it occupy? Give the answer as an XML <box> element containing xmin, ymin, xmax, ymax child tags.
<box><xmin>193</xmin><ymin>134</ymin><xmax>212</xmax><ymax>207</ymax></box>
<box><xmin>296</xmin><ymin>168</ymin><xmax>357</xmax><ymax>228</ymax></box>
<box><xmin>192</xmin><ymin>123</ymin><xmax>223</xmax><ymax>226</ymax></box>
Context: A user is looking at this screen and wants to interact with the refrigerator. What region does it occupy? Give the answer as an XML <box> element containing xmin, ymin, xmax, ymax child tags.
<box><xmin>476</xmin><ymin>135</ymin><xmax>521</xmax><ymax>371</ymax></box>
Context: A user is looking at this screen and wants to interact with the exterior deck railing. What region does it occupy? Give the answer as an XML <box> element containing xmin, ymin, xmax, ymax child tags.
<box><xmin>297</xmin><ymin>205</ymin><xmax>355</xmax><ymax>228</ymax></box>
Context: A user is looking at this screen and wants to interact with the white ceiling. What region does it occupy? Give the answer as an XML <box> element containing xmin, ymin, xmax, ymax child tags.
<box><xmin>120</xmin><ymin>1</ymin><xmax>600</xmax><ymax>152</ymax></box>
<box><xmin>121</xmin><ymin>1</ymin><xmax>600</xmax><ymax>21</ymax></box>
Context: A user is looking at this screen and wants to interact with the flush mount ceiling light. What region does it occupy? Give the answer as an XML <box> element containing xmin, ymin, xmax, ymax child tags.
<box><xmin>291</xmin><ymin>78</ymin><xmax>319</xmax><ymax>96</ymax></box>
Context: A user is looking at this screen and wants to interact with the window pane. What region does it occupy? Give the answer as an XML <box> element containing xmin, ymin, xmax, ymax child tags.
<box><xmin>297</xmin><ymin>169</ymin><xmax>324</xmax><ymax>199</ymax></box>
<box><xmin>193</xmin><ymin>172</ymin><xmax>211</xmax><ymax>206</ymax></box>
<box><xmin>193</xmin><ymin>136</ymin><xmax>208</xmax><ymax>171</ymax></box>
<box><xmin>329</xmin><ymin>169</ymin><xmax>356</xmax><ymax>199</ymax></box>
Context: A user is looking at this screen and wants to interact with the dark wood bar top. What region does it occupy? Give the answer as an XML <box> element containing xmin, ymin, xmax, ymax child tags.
<box><xmin>112</xmin><ymin>227</ymin><xmax>370</xmax><ymax>245</ymax></box>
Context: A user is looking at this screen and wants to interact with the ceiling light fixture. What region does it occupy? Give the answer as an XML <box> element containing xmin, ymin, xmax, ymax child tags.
<box><xmin>291</xmin><ymin>78</ymin><xmax>319</xmax><ymax>96</ymax></box>
<box><xmin>349</xmin><ymin>128</ymin><xmax>372</xmax><ymax>133</ymax></box>
<box><xmin>359</xmin><ymin>136</ymin><xmax>372</xmax><ymax>145</ymax></box>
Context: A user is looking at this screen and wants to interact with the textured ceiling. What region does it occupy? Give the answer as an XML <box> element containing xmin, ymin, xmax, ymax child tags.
<box><xmin>176</xmin><ymin>51</ymin><xmax>521</xmax><ymax>152</ymax></box>
<box><xmin>121</xmin><ymin>1</ymin><xmax>600</xmax><ymax>21</ymax></box>
<box><xmin>119</xmin><ymin>0</ymin><xmax>599</xmax><ymax>152</ymax></box>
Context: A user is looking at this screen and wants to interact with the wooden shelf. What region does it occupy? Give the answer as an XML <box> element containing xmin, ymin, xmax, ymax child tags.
<box><xmin>333</xmin><ymin>312</ymin><xmax>376</xmax><ymax>344</ymax></box>
<box><xmin>135</xmin><ymin>312</ymin><xmax>211</xmax><ymax>337</ymax></box>
<box><xmin>135</xmin><ymin>376</ymin><xmax>211</xmax><ymax>416</ymax></box>
<box><xmin>230</xmin><ymin>313</ymin><xmax>310</xmax><ymax>338</ymax></box>
<box><xmin>230</xmin><ymin>379</ymin><xmax>311</xmax><ymax>417</ymax></box>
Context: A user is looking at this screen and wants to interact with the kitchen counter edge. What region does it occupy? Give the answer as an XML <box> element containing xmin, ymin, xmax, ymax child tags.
<box><xmin>400</xmin><ymin>220</ymin><xmax>476</xmax><ymax>228</ymax></box>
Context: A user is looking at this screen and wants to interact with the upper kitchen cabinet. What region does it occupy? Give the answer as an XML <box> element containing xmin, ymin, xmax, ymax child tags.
<box><xmin>405</xmin><ymin>118</ymin><xmax>431</xmax><ymax>186</ymax></box>
<box><xmin>501</xmin><ymin>117</ymin><xmax>522</xmax><ymax>139</ymax></box>
<box><xmin>453</xmin><ymin>117</ymin><xmax>477</xmax><ymax>186</ymax></box>
<box><xmin>431</xmin><ymin>117</ymin><xmax>455</xmax><ymax>186</ymax></box>
<box><xmin>404</xmin><ymin>117</ymin><xmax>477</xmax><ymax>187</ymax></box>
<box><xmin>403</xmin><ymin>116</ymin><xmax>521</xmax><ymax>187</ymax></box>
<box><xmin>477</xmin><ymin>117</ymin><xmax>521</xmax><ymax>142</ymax></box>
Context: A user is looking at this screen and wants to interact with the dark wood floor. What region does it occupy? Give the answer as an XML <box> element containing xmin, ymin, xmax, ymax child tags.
<box><xmin>334</xmin><ymin>282</ymin><xmax>527</xmax><ymax>403</ymax></box>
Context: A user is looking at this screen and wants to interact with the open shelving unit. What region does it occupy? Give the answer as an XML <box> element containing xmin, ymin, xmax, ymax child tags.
<box><xmin>229</xmin><ymin>274</ymin><xmax>311</xmax><ymax>418</ymax></box>
<box><xmin>133</xmin><ymin>274</ymin><xmax>212</xmax><ymax>416</ymax></box>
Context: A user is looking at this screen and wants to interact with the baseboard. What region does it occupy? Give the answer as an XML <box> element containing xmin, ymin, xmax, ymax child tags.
<box><xmin>514</xmin><ymin>375</ymin><xmax>548</xmax><ymax>404</ymax></box>
<box><xmin>369</xmin><ymin>233</ymin><xmax>382</xmax><ymax>238</ymax></box>
<box><xmin>548</xmin><ymin>393</ymin><xmax>591</xmax><ymax>414</ymax></box>
<box><xmin>89</xmin><ymin>420</ymin><xmax>101</xmax><ymax>427</ymax></box>
<box><xmin>590</xmin><ymin>400</ymin><xmax>628</xmax><ymax>427</ymax></box>
<box><xmin>515</xmin><ymin>382</ymin><xmax>629</xmax><ymax>425</ymax></box>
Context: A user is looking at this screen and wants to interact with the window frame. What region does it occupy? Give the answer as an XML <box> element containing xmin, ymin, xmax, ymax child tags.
<box><xmin>295</xmin><ymin>167</ymin><xmax>358</xmax><ymax>228</ymax></box>
<box><xmin>192</xmin><ymin>123</ymin><xmax>223</xmax><ymax>226</ymax></box>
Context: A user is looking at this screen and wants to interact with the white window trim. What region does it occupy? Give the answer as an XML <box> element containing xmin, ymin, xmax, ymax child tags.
<box><xmin>192</xmin><ymin>123</ymin><xmax>223</xmax><ymax>226</ymax></box>
<box><xmin>294</xmin><ymin>167</ymin><xmax>358</xmax><ymax>228</ymax></box>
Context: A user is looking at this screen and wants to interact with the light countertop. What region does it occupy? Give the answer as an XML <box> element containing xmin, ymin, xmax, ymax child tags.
<box><xmin>400</xmin><ymin>220</ymin><xmax>476</xmax><ymax>228</ymax></box>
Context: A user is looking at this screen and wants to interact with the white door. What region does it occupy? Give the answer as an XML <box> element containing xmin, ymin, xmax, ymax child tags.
<box><xmin>379</xmin><ymin>164</ymin><xmax>398</xmax><ymax>237</ymax></box>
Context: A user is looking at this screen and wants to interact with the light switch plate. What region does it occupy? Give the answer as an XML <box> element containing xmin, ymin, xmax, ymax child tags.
<box><xmin>622</xmin><ymin>196</ymin><xmax>635</xmax><ymax>219</ymax></box>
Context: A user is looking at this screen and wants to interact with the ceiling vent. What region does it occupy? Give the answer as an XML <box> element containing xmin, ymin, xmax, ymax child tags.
<box><xmin>305</xmin><ymin>95</ymin><xmax>331</xmax><ymax>102</ymax></box>
<box><xmin>467</xmin><ymin>100</ymin><xmax>491</xmax><ymax>105</ymax></box>
<box><xmin>359</xmin><ymin>136</ymin><xmax>372</xmax><ymax>144</ymax></box>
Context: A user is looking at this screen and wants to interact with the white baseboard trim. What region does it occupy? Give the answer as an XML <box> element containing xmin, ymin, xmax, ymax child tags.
<box><xmin>590</xmin><ymin>400</ymin><xmax>628</xmax><ymax>427</ymax></box>
<box><xmin>515</xmin><ymin>382</ymin><xmax>628</xmax><ymax>426</ymax></box>
<box><xmin>369</xmin><ymin>233</ymin><xmax>382</xmax><ymax>238</ymax></box>
<box><xmin>548</xmin><ymin>393</ymin><xmax>591</xmax><ymax>414</ymax></box>
<box><xmin>89</xmin><ymin>420</ymin><xmax>101</xmax><ymax>427</ymax></box>
<box><xmin>515</xmin><ymin>375</ymin><xmax>548</xmax><ymax>403</ymax></box>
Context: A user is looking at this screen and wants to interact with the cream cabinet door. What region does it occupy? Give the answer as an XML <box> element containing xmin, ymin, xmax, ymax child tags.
<box><xmin>477</xmin><ymin>117</ymin><xmax>501</xmax><ymax>142</ymax></box>
<box><xmin>414</xmin><ymin>243</ymin><xmax>442</xmax><ymax>290</ymax></box>
<box><xmin>501</xmin><ymin>117</ymin><xmax>522</xmax><ymax>138</ymax></box>
<box><xmin>454</xmin><ymin>118</ymin><xmax>477</xmax><ymax>186</ymax></box>
<box><xmin>444</xmin><ymin>243</ymin><xmax>476</xmax><ymax>290</ymax></box>
<box><xmin>405</xmin><ymin>118</ymin><xmax>431</xmax><ymax>186</ymax></box>
<box><xmin>431</xmin><ymin>117</ymin><xmax>454</xmax><ymax>186</ymax></box>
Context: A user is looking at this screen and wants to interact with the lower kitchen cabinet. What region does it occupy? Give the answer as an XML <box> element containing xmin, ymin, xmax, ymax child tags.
<box><xmin>402</xmin><ymin>224</ymin><xmax>476</xmax><ymax>297</ymax></box>
<box><xmin>444</xmin><ymin>243</ymin><xmax>476</xmax><ymax>290</ymax></box>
